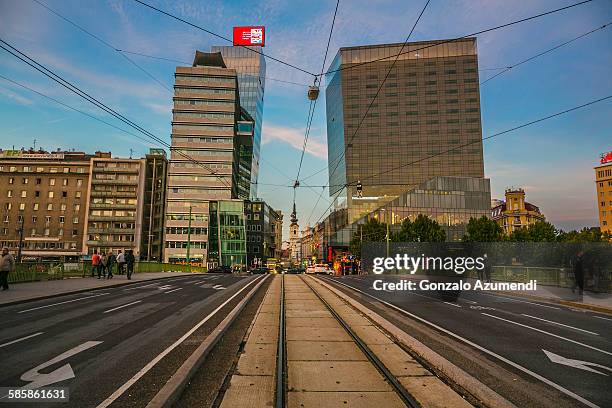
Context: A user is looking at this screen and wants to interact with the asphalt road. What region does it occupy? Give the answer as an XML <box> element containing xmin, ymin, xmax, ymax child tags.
<box><xmin>0</xmin><ymin>273</ymin><xmax>262</xmax><ymax>408</ymax></box>
<box><xmin>324</xmin><ymin>275</ymin><xmax>612</xmax><ymax>408</ymax></box>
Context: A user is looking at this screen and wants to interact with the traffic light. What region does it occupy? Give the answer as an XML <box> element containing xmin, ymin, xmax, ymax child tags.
<box><xmin>356</xmin><ymin>180</ymin><xmax>362</xmax><ymax>198</ymax></box>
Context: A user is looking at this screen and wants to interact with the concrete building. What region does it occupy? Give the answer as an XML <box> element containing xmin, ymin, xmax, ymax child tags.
<box><xmin>244</xmin><ymin>199</ymin><xmax>282</xmax><ymax>268</ymax></box>
<box><xmin>164</xmin><ymin>51</ymin><xmax>243</xmax><ymax>265</ymax></box>
<box><xmin>325</xmin><ymin>38</ymin><xmax>485</xmax><ymax>230</ymax></box>
<box><xmin>0</xmin><ymin>149</ymin><xmax>93</xmax><ymax>261</ymax></box>
<box><xmin>83</xmin><ymin>154</ymin><xmax>146</xmax><ymax>258</ymax></box>
<box><xmin>595</xmin><ymin>151</ymin><xmax>612</xmax><ymax>234</ymax></box>
<box><xmin>299</xmin><ymin>225</ymin><xmax>314</xmax><ymax>264</ymax></box>
<box><xmin>141</xmin><ymin>149</ymin><xmax>168</xmax><ymax>261</ymax></box>
<box><xmin>491</xmin><ymin>188</ymin><xmax>545</xmax><ymax>235</ymax></box>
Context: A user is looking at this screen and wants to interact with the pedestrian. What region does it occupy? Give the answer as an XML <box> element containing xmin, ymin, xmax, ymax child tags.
<box><xmin>483</xmin><ymin>253</ymin><xmax>492</xmax><ymax>283</ymax></box>
<box><xmin>91</xmin><ymin>249</ymin><xmax>100</xmax><ymax>278</ymax></box>
<box><xmin>0</xmin><ymin>247</ymin><xmax>16</xmax><ymax>291</ymax></box>
<box><xmin>107</xmin><ymin>251</ymin><xmax>116</xmax><ymax>279</ymax></box>
<box><xmin>573</xmin><ymin>250</ymin><xmax>585</xmax><ymax>296</ymax></box>
<box><xmin>125</xmin><ymin>250</ymin><xmax>135</xmax><ymax>280</ymax></box>
<box><xmin>116</xmin><ymin>250</ymin><xmax>125</xmax><ymax>275</ymax></box>
<box><xmin>100</xmin><ymin>252</ymin><xmax>108</xmax><ymax>279</ymax></box>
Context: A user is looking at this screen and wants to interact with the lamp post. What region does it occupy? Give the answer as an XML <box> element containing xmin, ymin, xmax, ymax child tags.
<box><xmin>17</xmin><ymin>216</ymin><xmax>24</xmax><ymax>263</ymax></box>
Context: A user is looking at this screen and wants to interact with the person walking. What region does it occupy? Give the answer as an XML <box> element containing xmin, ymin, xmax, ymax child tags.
<box><xmin>0</xmin><ymin>247</ymin><xmax>16</xmax><ymax>291</ymax></box>
<box><xmin>125</xmin><ymin>250</ymin><xmax>135</xmax><ymax>280</ymax></box>
<box><xmin>116</xmin><ymin>250</ymin><xmax>125</xmax><ymax>275</ymax></box>
<box><xmin>99</xmin><ymin>252</ymin><xmax>108</xmax><ymax>279</ymax></box>
<box><xmin>91</xmin><ymin>250</ymin><xmax>101</xmax><ymax>278</ymax></box>
<box><xmin>107</xmin><ymin>251</ymin><xmax>116</xmax><ymax>279</ymax></box>
<box><xmin>573</xmin><ymin>250</ymin><xmax>585</xmax><ymax>296</ymax></box>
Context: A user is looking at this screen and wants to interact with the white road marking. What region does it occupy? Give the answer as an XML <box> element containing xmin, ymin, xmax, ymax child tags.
<box><xmin>18</xmin><ymin>293</ymin><xmax>110</xmax><ymax>313</ymax></box>
<box><xmin>96</xmin><ymin>276</ymin><xmax>265</xmax><ymax>408</ymax></box>
<box><xmin>164</xmin><ymin>288</ymin><xmax>183</xmax><ymax>294</ymax></box>
<box><xmin>521</xmin><ymin>314</ymin><xmax>599</xmax><ymax>336</ymax></box>
<box><xmin>103</xmin><ymin>300</ymin><xmax>142</xmax><ymax>314</ymax></box>
<box><xmin>593</xmin><ymin>315</ymin><xmax>612</xmax><ymax>322</ymax></box>
<box><xmin>463</xmin><ymin>300</ymin><xmax>478</xmax><ymax>304</ymax></box>
<box><xmin>327</xmin><ymin>278</ymin><xmax>601</xmax><ymax>408</ymax></box>
<box><xmin>157</xmin><ymin>285</ymin><xmax>173</xmax><ymax>290</ymax></box>
<box><xmin>544</xmin><ymin>349</ymin><xmax>612</xmax><ymax>376</ymax></box>
<box><xmin>443</xmin><ymin>301</ymin><xmax>461</xmax><ymax>308</ymax></box>
<box><xmin>482</xmin><ymin>313</ymin><xmax>611</xmax><ymax>356</ymax></box>
<box><xmin>480</xmin><ymin>293</ymin><xmax>560</xmax><ymax>310</ymax></box>
<box><xmin>124</xmin><ymin>283</ymin><xmax>158</xmax><ymax>291</ymax></box>
<box><xmin>212</xmin><ymin>284</ymin><xmax>226</xmax><ymax>290</ymax></box>
<box><xmin>0</xmin><ymin>332</ymin><xmax>44</xmax><ymax>348</ymax></box>
<box><xmin>21</xmin><ymin>341</ymin><xmax>103</xmax><ymax>389</ymax></box>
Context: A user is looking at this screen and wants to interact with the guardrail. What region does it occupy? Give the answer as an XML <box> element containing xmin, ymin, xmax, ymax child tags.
<box><xmin>7</xmin><ymin>261</ymin><xmax>207</xmax><ymax>283</ymax></box>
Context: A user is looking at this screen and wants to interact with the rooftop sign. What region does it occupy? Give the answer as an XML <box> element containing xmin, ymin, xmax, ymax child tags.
<box><xmin>601</xmin><ymin>151</ymin><xmax>612</xmax><ymax>165</ymax></box>
<box><xmin>233</xmin><ymin>26</ymin><xmax>265</xmax><ymax>47</ymax></box>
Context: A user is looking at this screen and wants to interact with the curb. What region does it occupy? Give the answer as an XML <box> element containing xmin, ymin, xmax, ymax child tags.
<box><xmin>145</xmin><ymin>275</ymin><xmax>269</xmax><ymax>408</ymax></box>
<box><xmin>495</xmin><ymin>290</ymin><xmax>612</xmax><ymax>315</ymax></box>
<box><xmin>317</xmin><ymin>276</ymin><xmax>517</xmax><ymax>408</ymax></box>
<box><xmin>0</xmin><ymin>273</ymin><xmax>196</xmax><ymax>308</ymax></box>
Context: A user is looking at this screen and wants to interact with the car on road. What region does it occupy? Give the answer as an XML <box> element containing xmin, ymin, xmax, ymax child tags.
<box><xmin>306</xmin><ymin>264</ymin><xmax>333</xmax><ymax>275</ymax></box>
<box><xmin>250</xmin><ymin>267</ymin><xmax>268</xmax><ymax>275</ymax></box>
<box><xmin>208</xmin><ymin>265</ymin><xmax>232</xmax><ymax>274</ymax></box>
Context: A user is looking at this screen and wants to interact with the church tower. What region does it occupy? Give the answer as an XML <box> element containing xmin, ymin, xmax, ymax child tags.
<box><xmin>289</xmin><ymin>203</ymin><xmax>300</xmax><ymax>262</ymax></box>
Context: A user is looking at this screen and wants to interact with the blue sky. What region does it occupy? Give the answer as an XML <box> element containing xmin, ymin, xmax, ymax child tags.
<box><xmin>1</xmin><ymin>0</ymin><xmax>611</xmax><ymax>238</ymax></box>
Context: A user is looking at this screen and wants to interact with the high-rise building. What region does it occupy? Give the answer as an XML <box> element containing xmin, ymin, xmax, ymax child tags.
<box><xmin>141</xmin><ymin>149</ymin><xmax>168</xmax><ymax>261</ymax></box>
<box><xmin>212</xmin><ymin>46</ymin><xmax>266</xmax><ymax>198</ymax></box>
<box><xmin>325</xmin><ymin>38</ymin><xmax>485</xmax><ymax>228</ymax></box>
<box><xmin>0</xmin><ymin>149</ymin><xmax>92</xmax><ymax>261</ymax></box>
<box><xmin>165</xmin><ymin>51</ymin><xmax>250</xmax><ymax>265</ymax></box>
<box><xmin>595</xmin><ymin>151</ymin><xmax>612</xmax><ymax>234</ymax></box>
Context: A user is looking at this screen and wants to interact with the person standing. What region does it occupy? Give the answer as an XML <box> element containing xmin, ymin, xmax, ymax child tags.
<box><xmin>116</xmin><ymin>250</ymin><xmax>125</xmax><ymax>275</ymax></box>
<box><xmin>573</xmin><ymin>251</ymin><xmax>585</xmax><ymax>296</ymax></box>
<box><xmin>91</xmin><ymin>250</ymin><xmax>100</xmax><ymax>278</ymax></box>
<box><xmin>107</xmin><ymin>251</ymin><xmax>116</xmax><ymax>279</ymax></box>
<box><xmin>99</xmin><ymin>252</ymin><xmax>108</xmax><ymax>279</ymax></box>
<box><xmin>125</xmin><ymin>250</ymin><xmax>135</xmax><ymax>280</ymax></box>
<box><xmin>0</xmin><ymin>247</ymin><xmax>16</xmax><ymax>291</ymax></box>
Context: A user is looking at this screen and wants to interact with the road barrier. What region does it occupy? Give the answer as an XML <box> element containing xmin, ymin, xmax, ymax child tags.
<box><xmin>7</xmin><ymin>261</ymin><xmax>207</xmax><ymax>283</ymax></box>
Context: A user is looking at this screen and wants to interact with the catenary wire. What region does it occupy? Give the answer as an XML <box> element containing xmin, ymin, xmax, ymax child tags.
<box><xmin>132</xmin><ymin>0</ymin><xmax>317</xmax><ymax>77</ymax></box>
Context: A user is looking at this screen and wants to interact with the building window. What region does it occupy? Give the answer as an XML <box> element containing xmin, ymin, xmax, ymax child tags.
<box><xmin>61</xmin><ymin>203</ymin><xmax>66</xmax><ymax>211</ymax></box>
<box><xmin>23</xmin><ymin>177</ymin><xmax>28</xmax><ymax>184</ymax></box>
<box><xmin>47</xmin><ymin>203</ymin><xmax>53</xmax><ymax>211</ymax></box>
<box><xmin>8</xmin><ymin>177</ymin><xmax>14</xmax><ymax>184</ymax></box>
<box><xmin>19</xmin><ymin>203</ymin><xmax>25</xmax><ymax>211</ymax></box>
<box><xmin>48</xmin><ymin>191</ymin><xmax>54</xmax><ymax>198</ymax></box>
<box><xmin>4</xmin><ymin>203</ymin><xmax>11</xmax><ymax>210</ymax></box>
<box><xmin>73</xmin><ymin>217</ymin><xmax>79</xmax><ymax>224</ymax></box>
<box><xmin>33</xmin><ymin>203</ymin><xmax>39</xmax><ymax>211</ymax></box>
<box><xmin>21</xmin><ymin>190</ymin><xmax>27</xmax><ymax>198</ymax></box>
<box><xmin>63</xmin><ymin>179</ymin><xmax>68</xmax><ymax>186</ymax></box>
<box><xmin>32</xmin><ymin>216</ymin><xmax>37</xmax><ymax>223</ymax></box>
<box><xmin>35</xmin><ymin>191</ymin><xmax>40</xmax><ymax>197</ymax></box>
<box><xmin>7</xmin><ymin>190</ymin><xmax>13</xmax><ymax>198</ymax></box>
<box><xmin>77</xmin><ymin>179</ymin><xmax>83</xmax><ymax>187</ymax></box>
<box><xmin>76</xmin><ymin>191</ymin><xmax>81</xmax><ymax>198</ymax></box>
<box><xmin>59</xmin><ymin>216</ymin><xmax>65</xmax><ymax>224</ymax></box>
<box><xmin>62</xmin><ymin>191</ymin><xmax>68</xmax><ymax>198</ymax></box>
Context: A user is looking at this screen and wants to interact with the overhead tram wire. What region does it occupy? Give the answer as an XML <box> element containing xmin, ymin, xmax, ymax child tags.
<box><xmin>481</xmin><ymin>21</ymin><xmax>611</xmax><ymax>85</ymax></box>
<box><xmin>324</xmin><ymin>0</ymin><xmax>431</xmax><ymax>196</ymax></box>
<box><xmin>0</xmin><ymin>74</ymin><xmax>156</xmax><ymax>147</ymax></box>
<box><xmin>114</xmin><ymin>50</ymin><xmax>311</xmax><ymax>87</ymax></box>
<box><xmin>131</xmin><ymin>0</ymin><xmax>317</xmax><ymax>77</ymax></box>
<box><xmin>0</xmin><ymin>39</ymin><xmax>232</xmax><ymax>189</ymax></box>
<box><xmin>318</xmin><ymin>0</ymin><xmax>594</xmax><ymax>77</ymax></box>
<box><xmin>312</xmin><ymin>94</ymin><xmax>612</xmax><ymax>224</ymax></box>
<box><xmin>31</xmin><ymin>0</ymin><xmax>172</xmax><ymax>93</ymax></box>
<box><xmin>299</xmin><ymin>0</ymin><xmax>596</xmax><ymax>185</ymax></box>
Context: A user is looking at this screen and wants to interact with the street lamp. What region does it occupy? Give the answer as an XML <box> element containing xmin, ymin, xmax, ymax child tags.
<box><xmin>17</xmin><ymin>216</ymin><xmax>24</xmax><ymax>263</ymax></box>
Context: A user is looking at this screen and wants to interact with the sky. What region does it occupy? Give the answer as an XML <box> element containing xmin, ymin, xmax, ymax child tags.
<box><xmin>0</xmin><ymin>0</ymin><xmax>611</xmax><ymax>239</ymax></box>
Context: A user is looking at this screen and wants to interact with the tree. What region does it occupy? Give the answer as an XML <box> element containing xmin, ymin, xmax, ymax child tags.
<box><xmin>349</xmin><ymin>218</ymin><xmax>387</xmax><ymax>257</ymax></box>
<box><xmin>463</xmin><ymin>216</ymin><xmax>503</xmax><ymax>242</ymax></box>
<box><xmin>507</xmin><ymin>221</ymin><xmax>557</xmax><ymax>242</ymax></box>
<box><xmin>392</xmin><ymin>214</ymin><xmax>446</xmax><ymax>242</ymax></box>
<box><xmin>558</xmin><ymin>227</ymin><xmax>608</xmax><ymax>242</ymax></box>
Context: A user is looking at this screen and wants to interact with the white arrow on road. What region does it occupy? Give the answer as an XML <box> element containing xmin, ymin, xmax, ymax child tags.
<box><xmin>212</xmin><ymin>284</ymin><xmax>226</xmax><ymax>290</ymax></box>
<box><xmin>543</xmin><ymin>349</ymin><xmax>612</xmax><ymax>376</ymax></box>
<box><xmin>21</xmin><ymin>341</ymin><xmax>103</xmax><ymax>389</ymax></box>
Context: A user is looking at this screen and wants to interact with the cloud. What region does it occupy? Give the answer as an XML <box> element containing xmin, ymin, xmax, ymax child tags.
<box><xmin>0</xmin><ymin>86</ymin><xmax>34</xmax><ymax>106</ymax></box>
<box><xmin>262</xmin><ymin>123</ymin><xmax>327</xmax><ymax>159</ymax></box>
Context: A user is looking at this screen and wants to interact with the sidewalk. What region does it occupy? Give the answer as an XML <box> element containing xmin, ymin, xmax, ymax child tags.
<box><xmin>0</xmin><ymin>272</ymin><xmax>196</xmax><ymax>306</ymax></box>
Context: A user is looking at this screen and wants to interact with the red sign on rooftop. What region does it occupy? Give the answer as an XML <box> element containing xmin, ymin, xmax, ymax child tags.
<box><xmin>601</xmin><ymin>151</ymin><xmax>612</xmax><ymax>165</ymax></box>
<box><xmin>233</xmin><ymin>26</ymin><xmax>265</xmax><ymax>47</ymax></box>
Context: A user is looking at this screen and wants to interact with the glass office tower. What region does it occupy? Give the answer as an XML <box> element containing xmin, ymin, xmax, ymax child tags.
<box><xmin>325</xmin><ymin>38</ymin><xmax>485</xmax><ymax>229</ymax></box>
<box><xmin>212</xmin><ymin>46</ymin><xmax>266</xmax><ymax>198</ymax></box>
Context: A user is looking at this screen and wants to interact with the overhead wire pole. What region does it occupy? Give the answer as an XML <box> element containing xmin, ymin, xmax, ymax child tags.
<box><xmin>0</xmin><ymin>39</ymin><xmax>232</xmax><ymax>189</ymax></box>
<box><xmin>131</xmin><ymin>0</ymin><xmax>317</xmax><ymax>77</ymax></box>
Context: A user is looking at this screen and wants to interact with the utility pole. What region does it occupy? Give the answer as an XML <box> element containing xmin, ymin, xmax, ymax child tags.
<box><xmin>386</xmin><ymin>221</ymin><xmax>390</xmax><ymax>259</ymax></box>
<box><xmin>17</xmin><ymin>217</ymin><xmax>24</xmax><ymax>263</ymax></box>
<box><xmin>186</xmin><ymin>205</ymin><xmax>192</xmax><ymax>265</ymax></box>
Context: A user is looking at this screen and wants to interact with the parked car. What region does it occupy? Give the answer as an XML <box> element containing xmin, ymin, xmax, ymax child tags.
<box><xmin>250</xmin><ymin>267</ymin><xmax>268</xmax><ymax>275</ymax></box>
<box><xmin>209</xmin><ymin>265</ymin><xmax>232</xmax><ymax>274</ymax></box>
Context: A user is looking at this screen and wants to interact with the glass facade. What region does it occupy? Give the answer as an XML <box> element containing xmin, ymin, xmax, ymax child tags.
<box><xmin>325</xmin><ymin>38</ymin><xmax>485</xmax><ymax>228</ymax></box>
<box><xmin>212</xmin><ymin>46</ymin><xmax>266</xmax><ymax>199</ymax></box>
<box><xmin>208</xmin><ymin>200</ymin><xmax>247</xmax><ymax>267</ymax></box>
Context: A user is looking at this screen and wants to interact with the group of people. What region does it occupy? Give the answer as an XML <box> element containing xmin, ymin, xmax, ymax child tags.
<box><xmin>91</xmin><ymin>249</ymin><xmax>135</xmax><ymax>280</ymax></box>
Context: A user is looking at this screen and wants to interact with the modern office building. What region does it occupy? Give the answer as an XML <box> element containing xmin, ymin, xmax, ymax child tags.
<box><xmin>351</xmin><ymin>176</ymin><xmax>491</xmax><ymax>242</ymax></box>
<box><xmin>207</xmin><ymin>199</ymin><xmax>247</xmax><ymax>267</ymax></box>
<box><xmin>595</xmin><ymin>152</ymin><xmax>612</xmax><ymax>234</ymax></box>
<box><xmin>491</xmin><ymin>188</ymin><xmax>545</xmax><ymax>235</ymax></box>
<box><xmin>83</xmin><ymin>154</ymin><xmax>146</xmax><ymax>258</ymax></box>
<box><xmin>325</xmin><ymin>38</ymin><xmax>485</xmax><ymax>228</ymax></box>
<box><xmin>212</xmin><ymin>45</ymin><xmax>266</xmax><ymax>198</ymax></box>
<box><xmin>0</xmin><ymin>149</ymin><xmax>92</xmax><ymax>261</ymax></box>
<box><xmin>164</xmin><ymin>51</ymin><xmax>242</xmax><ymax>264</ymax></box>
